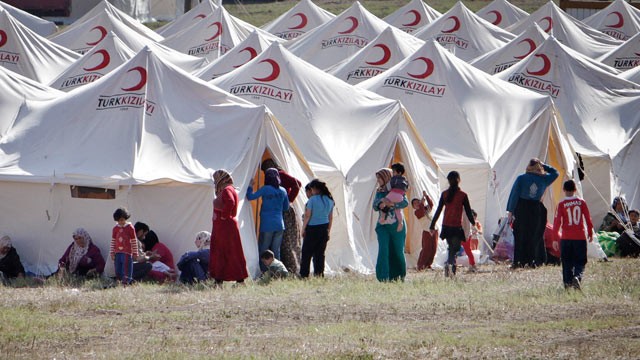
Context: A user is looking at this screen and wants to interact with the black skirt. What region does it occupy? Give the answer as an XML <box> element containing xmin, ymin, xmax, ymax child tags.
<box><xmin>440</xmin><ymin>225</ymin><xmax>466</xmax><ymax>241</ymax></box>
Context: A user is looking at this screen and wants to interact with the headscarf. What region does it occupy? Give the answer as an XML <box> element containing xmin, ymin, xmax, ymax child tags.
<box><xmin>142</xmin><ymin>230</ymin><xmax>160</xmax><ymax>252</ymax></box>
<box><xmin>195</xmin><ymin>231</ymin><xmax>211</xmax><ymax>250</ymax></box>
<box><xmin>264</xmin><ymin>168</ymin><xmax>281</xmax><ymax>188</ymax></box>
<box><xmin>0</xmin><ymin>235</ymin><xmax>12</xmax><ymax>260</ymax></box>
<box><xmin>212</xmin><ymin>169</ymin><xmax>233</xmax><ymax>195</ymax></box>
<box><xmin>376</xmin><ymin>168</ymin><xmax>392</xmax><ymax>192</ymax></box>
<box><xmin>612</xmin><ymin>197</ymin><xmax>629</xmax><ymax>223</ymax></box>
<box><xmin>526</xmin><ymin>158</ymin><xmax>544</xmax><ymax>174</ymax></box>
<box><xmin>69</xmin><ymin>228</ymin><xmax>92</xmax><ymax>274</ymax></box>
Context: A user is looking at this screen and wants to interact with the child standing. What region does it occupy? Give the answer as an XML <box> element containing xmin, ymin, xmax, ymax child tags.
<box><xmin>460</xmin><ymin>209</ymin><xmax>481</xmax><ymax>272</ymax></box>
<box><xmin>552</xmin><ymin>180</ymin><xmax>593</xmax><ymax>290</ymax></box>
<box><xmin>382</xmin><ymin>163</ymin><xmax>409</xmax><ymax>231</ymax></box>
<box><xmin>430</xmin><ymin>171</ymin><xmax>476</xmax><ymax>277</ymax></box>
<box><xmin>412</xmin><ymin>190</ymin><xmax>436</xmax><ymax>270</ymax></box>
<box><xmin>110</xmin><ymin>207</ymin><xmax>138</xmax><ymax>285</ymax></box>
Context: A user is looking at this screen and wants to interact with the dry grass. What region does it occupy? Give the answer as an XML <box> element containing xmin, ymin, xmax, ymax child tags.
<box><xmin>0</xmin><ymin>258</ymin><xmax>638</xmax><ymax>359</ymax></box>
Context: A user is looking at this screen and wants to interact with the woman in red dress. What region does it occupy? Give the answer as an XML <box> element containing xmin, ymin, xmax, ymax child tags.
<box><xmin>210</xmin><ymin>170</ymin><xmax>248</xmax><ymax>285</ymax></box>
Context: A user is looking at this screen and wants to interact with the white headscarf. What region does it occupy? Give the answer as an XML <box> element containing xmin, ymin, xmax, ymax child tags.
<box><xmin>0</xmin><ymin>235</ymin><xmax>11</xmax><ymax>260</ymax></box>
<box><xmin>195</xmin><ymin>231</ymin><xmax>211</xmax><ymax>250</ymax></box>
<box><xmin>69</xmin><ymin>228</ymin><xmax>92</xmax><ymax>274</ymax></box>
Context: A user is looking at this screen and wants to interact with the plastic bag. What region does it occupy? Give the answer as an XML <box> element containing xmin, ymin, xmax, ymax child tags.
<box><xmin>492</xmin><ymin>223</ymin><xmax>514</xmax><ymax>261</ymax></box>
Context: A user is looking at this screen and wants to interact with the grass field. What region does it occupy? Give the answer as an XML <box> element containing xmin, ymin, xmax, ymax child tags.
<box><xmin>1</xmin><ymin>258</ymin><xmax>638</xmax><ymax>359</ymax></box>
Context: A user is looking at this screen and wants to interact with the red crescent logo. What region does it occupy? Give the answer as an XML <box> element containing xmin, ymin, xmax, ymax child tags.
<box><xmin>233</xmin><ymin>47</ymin><xmax>258</xmax><ymax>68</ymax></box>
<box><xmin>514</xmin><ymin>38</ymin><xmax>536</xmax><ymax>60</ymax></box>
<box><xmin>402</xmin><ymin>10</ymin><xmax>422</xmax><ymax>27</ymax></box>
<box><xmin>526</xmin><ymin>54</ymin><xmax>551</xmax><ymax>76</ymax></box>
<box><xmin>252</xmin><ymin>59</ymin><xmax>280</xmax><ymax>82</ymax></box>
<box><xmin>540</xmin><ymin>16</ymin><xmax>553</xmax><ymax>33</ymax></box>
<box><xmin>205</xmin><ymin>22</ymin><xmax>222</xmax><ymax>41</ymax></box>
<box><xmin>407</xmin><ymin>57</ymin><xmax>434</xmax><ymax>79</ymax></box>
<box><xmin>338</xmin><ymin>16</ymin><xmax>359</xmax><ymax>34</ymax></box>
<box><xmin>441</xmin><ymin>16</ymin><xmax>461</xmax><ymax>34</ymax></box>
<box><xmin>488</xmin><ymin>10</ymin><xmax>503</xmax><ymax>26</ymax></box>
<box><xmin>83</xmin><ymin>49</ymin><xmax>111</xmax><ymax>71</ymax></box>
<box><xmin>0</xmin><ymin>30</ymin><xmax>7</xmax><ymax>48</ymax></box>
<box><xmin>605</xmin><ymin>11</ymin><xmax>624</xmax><ymax>28</ymax></box>
<box><xmin>121</xmin><ymin>66</ymin><xmax>147</xmax><ymax>91</ymax></box>
<box><xmin>193</xmin><ymin>13</ymin><xmax>207</xmax><ymax>19</ymax></box>
<box><xmin>365</xmin><ymin>44</ymin><xmax>391</xmax><ymax>66</ymax></box>
<box><xmin>288</xmin><ymin>13</ymin><xmax>308</xmax><ymax>30</ymax></box>
<box><xmin>86</xmin><ymin>26</ymin><xmax>107</xmax><ymax>46</ymax></box>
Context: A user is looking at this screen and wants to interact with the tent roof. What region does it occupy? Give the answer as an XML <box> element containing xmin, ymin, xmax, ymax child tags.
<box><xmin>285</xmin><ymin>1</ymin><xmax>393</xmax><ymax>70</ymax></box>
<box><xmin>0</xmin><ymin>1</ymin><xmax>57</xmax><ymax>36</ymax></box>
<box><xmin>0</xmin><ymin>8</ymin><xmax>79</xmax><ymax>83</ymax></box>
<box><xmin>383</xmin><ymin>0</ymin><xmax>442</xmax><ymax>34</ymax></box>
<box><xmin>505</xmin><ymin>1</ymin><xmax>621</xmax><ymax>58</ymax></box>
<box><xmin>413</xmin><ymin>1</ymin><xmax>516</xmax><ymax>62</ymax></box>
<box><xmin>155</xmin><ymin>0</ymin><xmax>218</xmax><ymax>38</ymax></box>
<box><xmin>327</xmin><ymin>26</ymin><xmax>425</xmax><ymax>85</ymax></box>
<box><xmin>583</xmin><ymin>0</ymin><xmax>640</xmax><ymax>41</ymax></box>
<box><xmin>598</xmin><ymin>31</ymin><xmax>640</xmax><ymax>71</ymax></box>
<box><xmin>470</xmin><ymin>23</ymin><xmax>548</xmax><ymax>74</ymax></box>
<box><xmin>262</xmin><ymin>0</ymin><xmax>335</xmax><ymax>40</ymax></box>
<box><xmin>621</xmin><ymin>63</ymin><xmax>640</xmax><ymax>83</ymax></box>
<box><xmin>49</xmin><ymin>32</ymin><xmax>136</xmax><ymax>91</ymax></box>
<box><xmin>476</xmin><ymin>0</ymin><xmax>529</xmax><ymax>29</ymax></box>
<box><xmin>193</xmin><ymin>30</ymin><xmax>282</xmax><ymax>81</ymax></box>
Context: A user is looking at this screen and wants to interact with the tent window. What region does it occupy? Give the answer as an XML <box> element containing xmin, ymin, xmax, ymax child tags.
<box><xmin>70</xmin><ymin>186</ymin><xmax>115</xmax><ymax>200</ymax></box>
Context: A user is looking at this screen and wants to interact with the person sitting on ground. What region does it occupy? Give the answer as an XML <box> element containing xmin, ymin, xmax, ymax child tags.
<box><xmin>629</xmin><ymin>209</ymin><xmax>639</xmax><ymax>233</ymax></box>
<box><xmin>58</xmin><ymin>228</ymin><xmax>106</xmax><ymax>278</ymax></box>
<box><xmin>142</xmin><ymin>230</ymin><xmax>176</xmax><ymax>283</ymax></box>
<box><xmin>599</xmin><ymin>196</ymin><xmax>629</xmax><ymax>234</ymax></box>
<box><xmin>258</xmin><ymin>250</ymin><xmax>289</xmax><ymax>284</ymax></box>
<box><xmin>132</xmin><ymin>222</ymin><xmax>153</xmax><ymax>282</ymax></box>
<box><xmin>177</xmin><ymin>231</ymin><xmax>211</xmax><ymax>284</ymax></box>
<box><xmin>616</xmin><ymin>209</ymin><xmax>640</xmax><ymax>258</ymax></box>
<box><xmin>0</xmin><ymin>235</ymin><xmax>25</xmax><ymax>283</ymax></box>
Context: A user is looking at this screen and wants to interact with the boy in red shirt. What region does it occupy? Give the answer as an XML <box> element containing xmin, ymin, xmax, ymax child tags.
<box><xmin>110</xmin><ymin>207</ymin><xmax>138</xmax><ymax>285</ymax></box>
<box><xmin>552</xmin><ymin>180</ymin><xmax>593</xmax><ymax>290</ymax></box>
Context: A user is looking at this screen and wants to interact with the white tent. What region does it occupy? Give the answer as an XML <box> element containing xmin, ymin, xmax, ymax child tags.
<box><xmin>212</xmin><ymin>42</ymin><xmax>441</xmax><ymax>272</ymax></box>
<box><xmin>286</xmin><ymin>1</ymin><xmax>393</xmax><ymax>70</ymax></box>
<box><xmin>470</xmin><ymin>23</ymin><xmax>548</xmax><ymax>75</ymax></box>
<box><xmin>0</xmin><ymin>46</ymin><xmax>313</xmax><ymax>277</ymax></box>
<box><xmin>413</xmin><ymin>1</ymin><xmax>516</xmax><ymax>62</ymax></box>
<box><xmin>358</xmin><ymin>39</ymin><xmax>577</xmax><ymax>250</ymax></box>
<box><xmin>0</xmin><ymin>8</ymin><xmax>79</xmax><ymax>84</ymax></box>
<box><xmin>598</xmin><ymin>31</ymin><xmax>640</xmax><ymax>71</ymax></box>
<box><xmin>383</xmin><ymin>0</ymin><xmax>442</xmax><ymax>34</ymax></box>
<box><xmin>155</xmin><ymin>0</ymin><xmax>218</xmax><ymax>38</ymax></box>
<box><xmin>49</xmin><ymin>32</ymin><xmax>136</xmax><ymax>91</ymax></box>
<box><xmin>161</xmin><ymin>5</ymin><xmax>275</xmax><ymax>61</ymax></box>
<box><xmin>583</xmin><ymin>0</ymin><xmax>640</xmax><ymax>41</ymax></box>
<box><xmin>50</xmin><ymin>0</ymin><xmax>164</xmax><ymax>43</ymax></box>
<box><xmin>497</xmin><ymin>37</ymin><xmax>640</xmax><ymax>222</ymax></box>
<box><xmin>193</xmin><ymin>30</ymin><xmax>283</xmax><ymax>81</ymax></box>
<box><xmin>0</xmin><ymin>1</ymin><xmax>57</xmax><ymax>36</ymax></box>
<box><xmin>505</xmin><ymin>1</ymin><xmax>621</xmax><ymax>58</ymax></box>
<box><xmin>49</xmin><ymin>10</ymin><xmax>162</xmax><ymax>54</ymax></box>
<box><xmin>0</xmin><ymin>66</ymin><xmax>62</xmax><ymax>136</ymax></box>
<box><xmin>262</xmin><ymin>0</ymin><xmax>335</xmax><ymax>40</ymax></box>
<box><xmin>327</xmin><ymin>26</ymin><xmax>425</xmax><ymax>85</ymax></box>
<box><xmin>476</xmin><ymin>0</ymin><xmax>529</xmax><ymax>29</ymax></box>
<box><xmin>620</xmin><ymin>64</ymin><xmax>640</xmax><ymax>83</ymax></box>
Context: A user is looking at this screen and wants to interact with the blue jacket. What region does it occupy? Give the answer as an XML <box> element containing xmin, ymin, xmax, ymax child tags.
<box><xmin>506</xmin><ymin>163</ymin><xmax>559</xmax><ymax>212</ymax></box>
<box><xmin>247</xmin><ymin>185</ymin><xmax>289</xmax><ymax>232</ymax></box>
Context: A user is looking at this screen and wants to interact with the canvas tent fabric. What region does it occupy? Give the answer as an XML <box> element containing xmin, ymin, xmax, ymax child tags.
<box><xmin>51</xmin><ymin>0</ymin><xmax>164</xmax><ymax>43</ymax></box>
<box><xmin>327</xmin><ymin>26</ymin><xmax>425</xmax><ymax>85</ymax></box>
<box><xmin>620</xmin><ymin>64</ymin><xmax>640</xmax><ymax>83</ymax></box>
<box><xmin>358</xmin><ymin>39</ymin><xmax>577</xmax><ymax>252</ymax></box>
<box><xmin>262</xmin><ymin>0</ymin><xmax>336</xmax><ymax>41</ymax></box>
<box><xmin>496</xmin><ymin>36</ymin><xmax>640</xmax><ymax>224</ymax></box>
<box><xmin>476</xmin><ymin>0</ymin><xmax>529</xmax><ymax>29</ymax></box>
<box><xmin>0</xmin><ymin>1</ymin><xmax>57</xmax><ymax>36</ymax></box>
<box><xmin>49</xmin><ymin>32</ymin><xmax>136</xmax><ymax>91</ymax></box>
<box><xmin>598</xmin><ymin>31</ymin><xmax>640</xmax><ymax>71</ymax></box>
<box><xmin>0</xmin><ymin>46</ymin><xmax>313</xmax><ymax>277</ymax></box>
<box><xmin>193</xmin><ymin>30</ymin><xmax>283</xmax><ymax>81</ymax></box>
<box><xmin>161</xmin><ymin>6</ymin><xmax>276</xmax><ymax>61</ymax></box>
<box><xmin>383</xmin><ymin>0</ymin><xmax>442</xmax><ymax>34</ymax></box>
<box><xmin>412</xmin><ymin>2</ymin><xmax>516</xmax><ymax>62</ymax></box>
<box><xmin>505</xmin><ymin>1</ymin><xmax>621</xmax><ymax>59</ymax></box>
<box><xmin>470</xmin><ymin>23</ymin><xmax>549</xmax><ymax>75</ymax></box>
<box><xmin>155</xmin><ymin>0</ymin><xmax>218</xmax><ymax>38</ymax></box>
<box><xmin>0</xmin><ymin>66</ymin><xmax>62</xmax><ymax>136</ymax></box>
<box><xmin>0</xmin><ymin>8</ymin><xmax>80</xmax><ymax>84</ymax></box>
<box><xmin>583</xmin><ymin>0</ymin><xmax>640</xmax><ymax>41</ymax></box>
<box><xmin>212</xmin><ymin>42</ymin><xmax>441</xmax><ymax>272</ymax></box>
<box><xmin>285</xmin><ymin>1</ymin><xmax>393</xmax><ymax>71</ymax></box>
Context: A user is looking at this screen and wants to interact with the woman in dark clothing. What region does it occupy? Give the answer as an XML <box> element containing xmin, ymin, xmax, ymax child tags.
<box><xmin>177</xmin><ymin>231</ymin><xmax>211</xmax><ymax>284</ymax></box>
<box><xmin>0</xmin><ymin>235</ymin><xmax>25</xmax><ymax>281</ymax></box>
<box><xmin>58</xmin><ymin>228</ymin><xmax>106</xmax><ymax>277</ymax></box>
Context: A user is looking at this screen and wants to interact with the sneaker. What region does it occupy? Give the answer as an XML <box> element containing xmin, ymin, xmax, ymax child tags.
<box><xmin>468</xmin><ymin>265</ymin><xmax>478</xmax><ymax>273</ymax></box>
<box><xmin>572</xmin><ymin>277</ymin><xmax>581</xmax><ymax>290</ymax></box>
<box><xmin>451</xmin><ymin>264</ymin><xmax>457</xmax><ymax>275</ymax></box>
<box><xmin>444</xmin><ymin>264</ymin><xmax>450</xmax><ymax>278</ymax></box>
